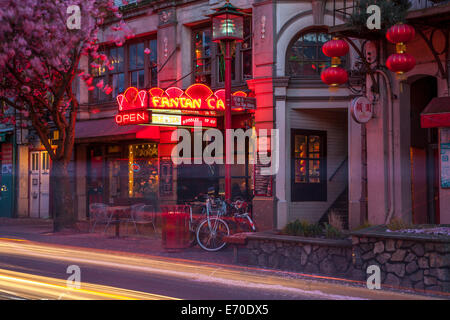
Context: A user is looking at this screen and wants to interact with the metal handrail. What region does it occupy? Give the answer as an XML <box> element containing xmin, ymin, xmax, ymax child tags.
<box><xmin>329</xmin><ymin>156</ymin><xmax>348</xmax><ymax>182</ymax></box>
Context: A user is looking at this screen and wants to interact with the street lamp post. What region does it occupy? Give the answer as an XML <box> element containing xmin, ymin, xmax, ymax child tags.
<box><xmin>209</xmin><ymin>1</ymin><xmax>245</xmax><ymax>201</ymax></box>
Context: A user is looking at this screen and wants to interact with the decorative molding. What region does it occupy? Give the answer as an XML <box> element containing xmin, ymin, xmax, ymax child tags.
<box><xmin>163</xmin><ymin>37</ymin><xmax>168</xmax><ymax>58</ymax></box>
<box><xmin>158</xmin><ymin>7</ymin><xmax>176</xmax><ymax>26</ymax></box>
<box><xmin>311</xmin><ymin>0</ymin><xmax>326</xmax><ymax>25</ymax></box>
<box><xmin>261</xmin><ymin>15</ymin><xmax>266</xmax><ymax>39</ymax></box>
<box><xmin>286</xmin><ymin>95</ymin><xmax>351</xmax><ymax>102</ymax></box>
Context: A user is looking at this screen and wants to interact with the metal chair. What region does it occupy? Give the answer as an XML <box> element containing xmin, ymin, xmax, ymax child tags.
<box><xmin>132</xmin><ymin>205</ymin><xmax>157</xmax><ymax>234</ymax></box>
<box><xmin>89</xmin><ymin>203</ymin><xmax>110</xmax><ymax>233</ymax></box>
<box><xmin>125</xmin><ymin>203</ymin><xmax>146</xmax><ymax>235</ymax></box>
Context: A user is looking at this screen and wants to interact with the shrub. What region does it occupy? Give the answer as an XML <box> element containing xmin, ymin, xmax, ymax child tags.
<box><xmin>352</xmin><ymin>220</ymin><xmax>372</xmax><ymax>231</ymax></box>
<box><xmin>323</xmin><ymin>223</ymin><xmax>343</xmax><ymax>239</ymax></box>
<box><xmin>328</xmin><ymin>210</ymin><xmax>344</xmax><ymax>231</ymax></box>
<box><xmin>282</xmin><ymin>220</ymin><xmax>343</xmax><ymax>239</ymax></box>
<box><xmin>387</xmin><ymin>218</ymin><xmax>413</xmax><ymax>231</ymax></box>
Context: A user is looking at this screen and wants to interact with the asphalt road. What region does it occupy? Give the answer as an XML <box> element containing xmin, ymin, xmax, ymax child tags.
<box><xmin>0</xmin><ymin>238</ymin><xmax>441</xmax><ymax>300</ymax></box>
<box><xmin>0</xmin><ymin>253</ymin><xmax>314</xmax><ymax>300</ymax></box>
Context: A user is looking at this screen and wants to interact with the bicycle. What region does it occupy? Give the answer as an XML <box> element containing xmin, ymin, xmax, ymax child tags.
<box><xmin>195</xmin><ymin>194</ymin><xmax>230</xmax><ymax>252</ymax></box>
<box><xmin>195</xmin><ymin>194</ymin><xmax>256</xmax><ymax>252</ymax></box>
<box><xmin>228</xmin><ymin>199</ymin><xmax>256</xmax><ymax>233</ymax></box>
<box><xmin>185</xmin><ymin>195</ymin><xmax>208</xmax><ymax>247</ymax></box>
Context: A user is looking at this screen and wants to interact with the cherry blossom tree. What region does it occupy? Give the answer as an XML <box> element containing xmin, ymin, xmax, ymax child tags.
<box><xmin>0</xmin><ymin>0</ymin><xmax>131</xmax><ymax>230</ymax></box>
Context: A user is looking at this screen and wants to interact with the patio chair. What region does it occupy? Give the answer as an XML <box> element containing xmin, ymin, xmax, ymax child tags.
<box><xmin>89</xmin><ymin>203</ymin><xmax>110</xmax><ymax>233</ymax></box>
<box><xmin>125</xmin><ymin>203</ymin><xmax>146</xmax><ymax>235</ymax></box>
<box><xmin>131</xmin><ymin>205</ymin><xmax>157</xmax><ymax>235</ymax></box>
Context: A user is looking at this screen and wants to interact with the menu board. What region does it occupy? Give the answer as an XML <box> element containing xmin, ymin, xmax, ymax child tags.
<box><xmin>160</xmin><ymin>157</ymin><xmax>173</xmax><ymax>196</ymax></box>
<box><xmin>441</xmin><ymin>129</ymin><xmax>450</xmax><ymax>188</ymax></box>
<box><xmin>253</xmin><ymin>162</ymin><xmax>273</xmax><ymax>197</ymax></box>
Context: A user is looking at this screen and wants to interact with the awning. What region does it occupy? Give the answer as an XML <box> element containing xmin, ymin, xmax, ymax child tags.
<box><xmin>421</xmin><ymin>97</ymin><xmax>450</xmax><ymax>128</ymax></box>
<box><xmin>75</xmin><ymin>118</ymin><xmax>160</xmax><ymax>143</ymax></box>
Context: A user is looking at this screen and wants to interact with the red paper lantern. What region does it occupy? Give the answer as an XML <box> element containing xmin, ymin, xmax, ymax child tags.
<box><xmin>386</xmin><ymin>23</ymin><xmax>415</xmax><ymax>44</ymax></box>
<box><xmin>322</xmin><ymin>39</ymin><xmax>349</xmax><ymax>58</ymax></box>
<box><xmin>386</xmin><ymin>53</ymin><xmax>416</xmax><ymax>74</ymax></box>
<box><xmin>321</xmin><ymin>66</ymin><xmax>348</xmax><ymax>86</ymax></box>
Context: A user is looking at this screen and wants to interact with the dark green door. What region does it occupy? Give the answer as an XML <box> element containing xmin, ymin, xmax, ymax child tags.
<box><xmin>0</xmin><ymin>142</ymin><xmax>13</xmax><ymax>217</ymax></box>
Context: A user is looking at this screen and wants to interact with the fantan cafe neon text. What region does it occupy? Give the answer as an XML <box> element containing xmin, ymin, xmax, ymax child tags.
<box><xmin>116</xmin><ymin>83</ymin><xmax>248</xmax><ymax>112</ymax></box>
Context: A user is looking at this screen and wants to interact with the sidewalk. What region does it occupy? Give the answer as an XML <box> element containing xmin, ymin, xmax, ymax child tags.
<box><xmin>0</xmin><ymin>217</ymin><xmax>236</xmax><ymax>265</ymax></box>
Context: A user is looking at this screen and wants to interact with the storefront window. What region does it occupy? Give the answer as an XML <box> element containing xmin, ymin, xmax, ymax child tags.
<box><xmin>128</xmin><ymin>143</ymin><xmax>159</xmax><ymax>199</ymax></box>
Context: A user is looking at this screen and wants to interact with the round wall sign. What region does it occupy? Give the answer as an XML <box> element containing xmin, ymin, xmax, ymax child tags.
<box><xmin>351</xmin><ymin>96</ymin><xmax>373</xmax><ymax>124</ymax></box>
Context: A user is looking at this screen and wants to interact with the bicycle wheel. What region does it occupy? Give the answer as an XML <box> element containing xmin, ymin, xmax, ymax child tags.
<box><xmin>196</xmin><ymin>217</ymin><xmax>230</xmax><ymax>252</ymax></box>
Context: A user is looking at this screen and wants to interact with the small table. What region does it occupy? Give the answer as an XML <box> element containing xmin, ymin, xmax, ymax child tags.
<box><xmin>106</xmin><ymin>206</ymin><xmax>131</xmax><ymax>238</ymax></box>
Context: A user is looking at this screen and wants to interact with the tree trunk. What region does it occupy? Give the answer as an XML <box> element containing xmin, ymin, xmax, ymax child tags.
<box><xmin>51</xmin><ymin>158</ymin><xmax>76</xmax><ymax>232</ymax></box>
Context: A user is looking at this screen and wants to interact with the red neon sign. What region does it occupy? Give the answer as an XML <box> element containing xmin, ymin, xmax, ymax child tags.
<box><xmin>115</xmin><ymin>110</ymin><xmax>150</xmax><ymax>126</ymax></box>
<box><xmin>116</xmin><ymin>84</ymin><xmax>248</xmax><ymax>112</ymax></box>
<box><xmin>117</xmin><ymin>87</ymin><xmax>148</xmax><ymax>112</ymax></box>
<box><xmin>181</xmin><ymin>116</ymin><xmax>217</xmax><ymax>127</ymax></box>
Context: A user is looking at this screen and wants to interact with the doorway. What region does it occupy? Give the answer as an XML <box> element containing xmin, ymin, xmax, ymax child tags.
<box><xmin>29</xmin><ymin>151</ymin><xmax>50</xmax><ymax>218</ymax></box>
<box><xmin>410</xmin><ymin>76</ymin><xmax>439</xmax><ymax>224</ymax></box>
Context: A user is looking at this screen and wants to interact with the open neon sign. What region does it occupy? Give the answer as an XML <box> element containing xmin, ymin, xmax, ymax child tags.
<box><xmin>116</xmin><ymin>83</ymin><xmax>248</xmax><ymax>112</ymax></box>
<box><xmin>115</xmin><ymin>110</ymin><xmax>150</xmax><ymax>126</ymax></box>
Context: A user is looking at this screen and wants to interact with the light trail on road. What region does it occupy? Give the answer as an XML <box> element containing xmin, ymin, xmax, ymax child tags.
<box><xmin>0</xmin><ymin>268</ymin><xmax>179</xmax><ymax>300</ymax></box>
<box><xmin>0</xmin><ymin>238</ymin><xmax>441</xmax><ymax>300</ymax></box>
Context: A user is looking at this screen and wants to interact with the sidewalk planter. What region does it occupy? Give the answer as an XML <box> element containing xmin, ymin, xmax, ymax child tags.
<box><xmin>351</xmin><ymin>225</ymin><xmax>450</xmax><ymax>293</ymax></box>
<box><xmin>160</xmin><ymin>206</ymin><xmax>190</xmax><ymax>252</ymax></box>
<box><xmin>244</xmin><ymin>231</ymin><xmax>357</xmax><ymax>279</ymax></box>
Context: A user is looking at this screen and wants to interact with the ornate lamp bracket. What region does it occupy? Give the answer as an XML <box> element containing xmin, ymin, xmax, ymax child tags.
<box><xmin>344</xmin><ymin>37</ymin><xmax>380</xmax><ymax>94</ymax></box>
<box><xmin>416</xmin><ymin>26</ymin><xmax>449</xmax><ymax>81</ymax></box>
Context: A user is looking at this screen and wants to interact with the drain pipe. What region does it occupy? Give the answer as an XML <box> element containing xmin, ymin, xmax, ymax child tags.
<box><xmin>372</xmin><ymin>70</ymin><xmax>395</xmax><ymax>224</ymax></box>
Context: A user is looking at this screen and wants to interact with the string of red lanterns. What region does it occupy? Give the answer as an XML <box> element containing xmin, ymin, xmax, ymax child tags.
<box><xmin>320</xmin><ymin>23</ymin><xmax>416</xmax><ymax>87</ymax></box>
<box><xmin>321</xmin><ymin>38</ymin><xmax>349</xmax><ymax>87</ymax></box>
<box><xmin>385</xmin><ymin>23</ymin><xmax>416</xmax><ymax>76</ymax></box>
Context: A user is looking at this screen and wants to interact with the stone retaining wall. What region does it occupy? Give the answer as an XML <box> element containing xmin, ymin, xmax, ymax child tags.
<box><xmin>351</xmin><ymin>227</ymin><xmax>450</xmax><ymax>293</ymax></box>
<box><xmin>245</xmin><ymin>232</ymin><xmax>357</xmax><ymax>278</ymax></box>
<box><xmin>243</xmin><ymin>227</ymin><xmax>450</xmax><ymax>293</ymax></box>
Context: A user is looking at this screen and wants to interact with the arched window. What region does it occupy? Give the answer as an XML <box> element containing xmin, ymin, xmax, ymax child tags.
<box><xmin>286</xmin><ymin>31</ymin><xmax>332</xmax><ymax>78</ymax></box>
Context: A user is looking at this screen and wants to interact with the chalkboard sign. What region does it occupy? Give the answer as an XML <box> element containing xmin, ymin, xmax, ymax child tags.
<box><xmin>253</xmin><ymin>162</ymin><xmax>273</xmax><ymax>197</ymax></box>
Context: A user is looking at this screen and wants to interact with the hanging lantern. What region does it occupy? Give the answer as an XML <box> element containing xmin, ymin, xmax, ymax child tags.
<box><xmin>321</xmin><ymin>66</ymin><xmax>348</xmax><ymax>86</ymax></box>
<box><xmin>386</xmin><ymin>53</ymin><xmax>416</xmax><ymax>74</ymax></box>
<box><xmin>385</xmin><ymin>23</ymin><xmax>416</xmax><ymax>77</ymax></box>
<box><xmin>386</xmin><ymin>23</ymin><xmax>415</xmax><ymax>45</ymax></box>
<box><xmin>321</xmin><ymin>37</ymin><xmax>348</xmax><ymax>87</ymax></box>
<box><xmin>322</xmin><ymin>38</ymin><xmax>349</xmax><ymax>58</ymax></box>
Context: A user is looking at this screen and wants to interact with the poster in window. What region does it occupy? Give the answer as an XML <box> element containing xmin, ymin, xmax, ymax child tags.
<box><xmin>160</xmin><ymin>157</ymin><xmax>173</xmax><ymax>196</ymax></box>
<box><xmin>441</xmin><ymin>128</ymin><xmax>450</xmax><ymax>188</ymax></box>
<box><xmin>253</xmin><ymin>161</ymin><xmax>273</xmax><ymax>197</ymax></box>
